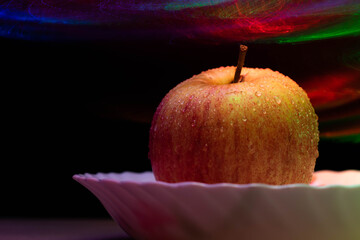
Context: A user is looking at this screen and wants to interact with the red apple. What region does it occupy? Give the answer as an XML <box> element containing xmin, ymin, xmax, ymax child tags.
<box><xmin>149</xmin><ymin>46</ymin><xmax>319</xmax><ymax>185</ymax></box>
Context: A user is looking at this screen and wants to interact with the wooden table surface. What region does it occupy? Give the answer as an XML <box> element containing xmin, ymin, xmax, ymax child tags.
<box><xmin>0</xmin><ymin>218</ymin><xmax>133</xmax><ymax>240</ymax></box>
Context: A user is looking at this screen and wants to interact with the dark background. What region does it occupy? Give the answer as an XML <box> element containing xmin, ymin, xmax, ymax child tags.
<box><xmin>2</xmin><ymin>36</ymin><xmax>359</xmax><ymax>219</ymax></box>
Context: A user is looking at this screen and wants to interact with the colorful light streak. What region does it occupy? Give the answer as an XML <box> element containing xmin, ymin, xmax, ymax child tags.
<box><xmin>164</xmin><ymin>0</ymin><xmax>232</xmax><ymax>11</ymax></box>
<box><xmin>0</xmin><ymin>0</ymin><xmax>359</xmax><ymax>42</ymax></box>
<box><xmin>302</xmin><ymin>70</ymin><xmax>360</xmax><ymax>110</ymax></box>
<box><xmin>275</xmin><ymin>13</ymin><xmax>360</xmax><ymax>43</ymax></box>
<box><xmin>1</xmin><ymin>0</ymin><xmax>359</xmax><ymax>143</ymax></box>
<box><xmin>318</xmin><ymin>116</ymin><xmax>360</xmax><ymax>143</ymax></box>
<box><xmin>322</xmin><ymin>133</ymin><xmax>360</xmax><ymax>143</ymax></box>
<box><xmin>301</xmin><ymin>69</ymin><xmax>360</xmax><ymax>142</ymax></box>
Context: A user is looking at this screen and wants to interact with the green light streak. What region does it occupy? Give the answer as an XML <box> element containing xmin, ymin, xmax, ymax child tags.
<box><xmin>321</xmin><ymin>134</ymin><xmax>360</xmax><ymax>143</ymax></box>
<box><xmin>164</xmin><ymin>0</ymin><xmax>231</xmax><ymax>11</ymax></box>
<box><xmin>319</xmin><ymin>115</ymin><xmax>360</xmax><ymax>143</ymax></box>
<box><xmin>276</xmin><ymin>13</ymin><xmax>360</xmax><ymax>43</ymax></box>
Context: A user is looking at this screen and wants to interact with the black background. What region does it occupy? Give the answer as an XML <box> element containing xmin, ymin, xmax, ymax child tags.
<box><xmin>2</xmin><ymin>36</ymin><xmax>359</xmax><ymax>219</ymax></box>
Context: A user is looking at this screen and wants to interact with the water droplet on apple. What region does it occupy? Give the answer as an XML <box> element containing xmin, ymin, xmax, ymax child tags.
<box><xmin>248</xmin><ymin>141</ymin><xmax>256</xmax><ymax>154</ymax></box>
<box><xmin>255</xmin><ymin>91</ymin><xmax>262</xmax><ymax>97</ymax></box>
<box><xmin>275</xmin><ymin>96</ymin><xmax>281</xmax><ymax>104</ymax></box>
<box><xmin>202</xmin><ymin>144</ymin><xmax>208</xmax><ymax>152</ymax></box>
<box><xmin>263</xmin><ymin>111</ymin><xmax>267</xmax><ymax>115</ymax></box>
<box><xmin>242</xmin><ymin>118</ymin><xmax>247</xmax><ymax>122</ymax></box>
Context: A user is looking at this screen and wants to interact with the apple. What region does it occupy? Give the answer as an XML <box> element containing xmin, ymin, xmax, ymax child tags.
<box><xmin>148</xmin><ymin>46</ymin><xmax>319</xmax><ymax>185</ymax></box>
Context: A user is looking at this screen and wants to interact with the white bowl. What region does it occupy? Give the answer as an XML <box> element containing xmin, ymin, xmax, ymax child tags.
<box><xmin>73</xmin><ymin>171</ymin><xmax>360</xmax><ymax>240</ymax></box>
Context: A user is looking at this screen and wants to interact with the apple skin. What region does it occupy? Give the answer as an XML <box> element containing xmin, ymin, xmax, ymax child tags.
<box><xmin>149</xmin><ymin>67</ymin><xmax>319</xmax><ymax>185</ymax></box>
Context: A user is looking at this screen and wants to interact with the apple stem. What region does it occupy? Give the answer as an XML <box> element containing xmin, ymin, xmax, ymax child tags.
<box><xmin>232</xmin><ymin>44</ymin><xmax>248</xmax><ymax>83</ymax></box>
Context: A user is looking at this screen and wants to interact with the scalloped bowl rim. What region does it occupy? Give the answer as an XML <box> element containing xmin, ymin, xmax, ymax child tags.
<box><xmin>73</xmin><ymin>171</ymin><xmax>360</xmax><ymax>189</ymax></box>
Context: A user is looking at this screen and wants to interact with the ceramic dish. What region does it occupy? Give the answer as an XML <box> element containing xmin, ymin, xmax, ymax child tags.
<box><xmin>73</xmin><ymin>170</ymin><xmax>360</xmax><ymax>240</ymax></box>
